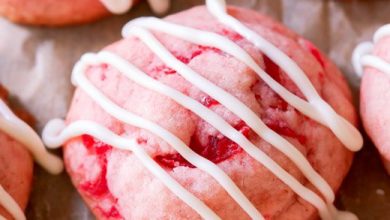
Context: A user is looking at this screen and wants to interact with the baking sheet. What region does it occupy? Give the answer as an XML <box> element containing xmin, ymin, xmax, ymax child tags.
<box><xmin>0</xmin><ymin>0</ymin><xmax>389</xmax><ymax>219</ymax></box>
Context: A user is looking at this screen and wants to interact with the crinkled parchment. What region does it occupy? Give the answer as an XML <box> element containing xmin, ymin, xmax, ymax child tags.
<box><xmin>0</xmin><ymin>0</ymin><xmax>389</xmax><ymax>219</ymax></box>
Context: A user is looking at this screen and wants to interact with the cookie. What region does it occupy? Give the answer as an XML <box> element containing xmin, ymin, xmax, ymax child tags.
<box><xmin>43</xmin><ymin>1</ymin><xmax>362</xmax><ymax>219</ymax></box>
<box><xmin>353</xmin><ymin>24</ymin><xmax>390</xmax><ymax>174</ymax></box>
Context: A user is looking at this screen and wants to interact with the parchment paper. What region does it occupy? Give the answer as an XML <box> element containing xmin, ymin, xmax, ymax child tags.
<box><xmin>0</xmin><ymin>0</ymin><xmax>389</xmax><ymax>219</ymax></box>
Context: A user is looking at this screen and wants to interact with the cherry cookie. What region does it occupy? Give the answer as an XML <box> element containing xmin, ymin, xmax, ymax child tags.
<box><xmin>0</xmin><ymin>0</ymin><xmax>170</xmax><ymax>26</ymax></box>
<box><xmin>43</xmin><ymin>0</ymin><xmax>363</xmax><ymax>219</ymax></box>
<box><xmin>0</xmin><ymin>84</ymin><xmax>62</xmax><ymax>220</ymax></box>
<box><xmin>353</xmin><ymin>24</ymin><xmax>390</xmax><ymax>174</ymax></box>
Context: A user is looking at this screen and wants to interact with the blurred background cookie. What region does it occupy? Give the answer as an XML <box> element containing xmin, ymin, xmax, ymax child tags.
<box><xmin>0</xmin><ymin>84</ymin><xmax>33</xmax><ymax>220</ymax></box>
<box><xmin>0</xmin><ymin>0</ymin><xmax>169</xmax><ymax>26</ymax></box>
<box><xmin>0</xmin><ymin>84</ymin><xmax>63</xmax><ymax>220</ymax></box>
<box><xmin>353</xmin><ymin>25</ymin><xmax>390</xmax><ymax>174</ymax></box>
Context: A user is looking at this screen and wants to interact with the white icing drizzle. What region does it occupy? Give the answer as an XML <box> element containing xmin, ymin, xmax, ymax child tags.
<box><xmin>109</xmin><ymin>47</ymin><xmax>336</xmax><ymax>202</ymax></box>
<box><xmin>42</xmin><ymin>0</ymin><xmax>363</xmax><ymax>219</ymax></box>
<box><xmin>68</xmin><ymin>56</ymin><xmax>262</xmax><ymax>219</ymax></box>
<box><xmin>88</xmin><ymin>50</ymin><xmax>334</xmax><ymax>218</ymax></box>
<box><xmin>205</xmin><ymin>0</ymin><xmax>363</xmax><ymax>152</ymax></box>
<box><xmin>0</xmin><ymin>185</ymin><xmax>25</xmax><ymax>220</ymax></box>
<box><xmin>42</xmin><ymin>119</ymin><xmax>221</xmax><ymax>220</ymax></box>
<box><xmin>100</xmin><ymin>0</ymin><xmax>170</xmax><ymax>15</ymax></box>
<box><xmin>373</xmin><ymin>24</ymin><xmax>390</xmax><ymax>43</ymax></box>
<box><xmin>0</xmin><ymin>99</ymin><xmax>63</xmax><ymax>220</ymax></box>
<box><xmin>329</xmin><ymin>205</ymin><xmax>358</xmax><ymax>220</ymax></box>
<box><xmin>0</xmin><ymin>100</ymin><xmax>63</xmax><ymax>174</ymax></box>
<box><xmin>352</xmin><ymin>24</ymin><xmax>390</xmax><ymax>77</ymax></box>
<box><xmin>124</xmin><ymin>16</ymin><xmax>362</xmax><ymax>153</ymax></box>
<box><xmin>119</xmin><ymin>26</ymin><xmax>337</xmax><ymax>218</ymax></box>
<box><xmin>124</xmin><ymin>18</ymin><xmax>336</xmax><ymax>202</ymax></box>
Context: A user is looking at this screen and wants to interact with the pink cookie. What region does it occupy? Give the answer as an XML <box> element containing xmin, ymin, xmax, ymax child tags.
<box><xmin>62</xmin><ymin>5</ymin><xmax>357</xmax><ymax>220</ymax></box>
<box><xmin>0</xmin><ymin>85</ymin><xmax>34</xmax><ymax>219</ymax></box>
<box><xmin>359</xmin><ymin>30</ymin><xmax>390</xmax><ymax>174</ymax></box>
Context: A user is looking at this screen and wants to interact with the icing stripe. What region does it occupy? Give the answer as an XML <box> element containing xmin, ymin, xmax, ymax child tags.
<box><xmin>373</xmin><ymin>24</ymin><xmax>390</xmax><ymax>43</ymax></box>
<box><xmin>361</xmin><ymin>55</ymin><xmax>390</xmax><ymax>76</ymax></box>
<box><xmin>0</xmin><ymin>185</ymin><xmax>25</xmax><ymax>220</ymax></box>
<box><xmin>70</xmin><ymin>56</ymin><xmax>263</xmax><ymax>219</ymax></box>
<box><xmin>352</xmin><ymin>42</ymin><xmax>374</xmax><ymax>77</ymax></box>
<box><xmin>42</xmin><ymin>119</ymin><xmax>221</xmax><ymax>220</ymax></box>
<box><xmin>123</xmin><ymin>19</ymin><xmax>335</xmax><ymax>202</ymax></box>
<box><xmin>353</xmin><ymin>24</ymin><xmax>390</xmax><ymax>77</ymax></box>
<box><xmin>0</xmin><ymin>100</ymin><xmax>63</xmax><ymax>174</ymax></box>
<box><xmin>205</xmin><ymin>0</ymin><xmax>363</xmax><ymax>152</ymax></box>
